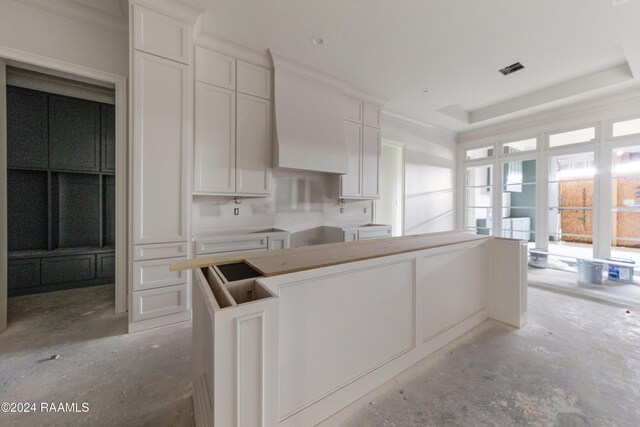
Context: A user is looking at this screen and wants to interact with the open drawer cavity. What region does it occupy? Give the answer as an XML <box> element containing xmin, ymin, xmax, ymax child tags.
<box><xmin>199</xmin><ymin>262</ymin><xmax>274</xmax><ymax>309</ymax></box>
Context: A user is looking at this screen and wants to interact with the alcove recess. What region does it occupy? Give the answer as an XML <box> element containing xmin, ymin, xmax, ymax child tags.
<box><xmin>7</xmin><ymin>85</ymin><xmax>115</xmax><ymax>296</ymax></box>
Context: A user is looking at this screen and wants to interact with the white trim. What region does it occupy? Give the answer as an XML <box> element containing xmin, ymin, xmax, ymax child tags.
<box><xmin>0</xmin><ymin>61</ymin><xmax>7</xmax><ymax>333</ymax></box>
<box><xmin>194</xmin><ymin>32</ymin><xmax>272</xmax><ymax>69</ymax></box>
<box><xmin>0</xmin><ymin>45</ymin><xmax>129</xmax><ymax>314</ymax></box>
<box><xmin>381</xmin><ymin>110</ymin><xmax>454</xmax><ymax>139</ymax></box>
<box><xmin>375</xmin><ymin>140</ymin><xmax>406</xmax><ymax>237</ymax></box>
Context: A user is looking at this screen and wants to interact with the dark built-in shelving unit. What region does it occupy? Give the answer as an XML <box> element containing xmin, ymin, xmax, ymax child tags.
<box><xmin>7</xmin><ymin>85</ymin><xmax>115</xmax><ymax>296</ymax></box>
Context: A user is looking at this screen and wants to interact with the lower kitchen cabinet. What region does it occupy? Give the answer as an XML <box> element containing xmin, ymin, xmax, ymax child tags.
<box><xmin>7</xmin><ymin>249</ymin><xmax>115</xmax><ymax>296</ymax></box>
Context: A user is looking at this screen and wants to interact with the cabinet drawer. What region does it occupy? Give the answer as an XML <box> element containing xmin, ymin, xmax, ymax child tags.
<box><xmin>134</xmin><ymin>242</ymin><xmax>189</xmax><ymax>261</ymax></box>
<box><xmin>195</xmin><ymin>47</ymin><xmax>235</xmax><ymax>89</ymax></box>
<box><xmin>237</xmin><ymin>61</ymin><xmax>272</xmax><ymax>99</ymax></box>
<box><xmin>133</xmin><ymin>257</ymin><xmax>188</xmax><ymax>291</ymax></box>
<box><xmin>195</xmin><ymin>236</ymin><xmax>268</xmax><ymax>255</ymax></box>
<box><xmin>133</xmin><ymin>5</ymin><xmax>190</xmax><ymax>64</ymax></box>
<box><xmin>358</xmin><ymin>227</ymin><xmax>391</xmax><ymax>240</ymax></box>
<box><xmin>132</xmin><ymin>284</ymin><xmax>190</xmax><ymax>321</ymax></box>
<box><xmin>41</xmin><ymin>255</ymin><xmax>96</xmax><ymax>285</ymax></box>
<box><xmin>97</xmin><ymin>253</ymin><xmax>115</xmax><ymax>279</ymax></box>
<box><xmin>8</xmin><ymin>259</ymin><xmax>40</xmax><ymax>290</ymax></box>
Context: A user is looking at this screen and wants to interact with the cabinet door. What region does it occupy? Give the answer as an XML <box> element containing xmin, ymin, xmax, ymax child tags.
<box><xmin>194</xmin><ymin>82</ymin><xmax>236</xmax><ymax>194</ymax></box>
<box><xmin>133</xmin><ymin>51</ymin><xmax>189</xmax><ymax>244</ymax></box>
<box><xmin>236</xmin><ymin>94</ymin><xmax>271</xmax><ymax>195</ymax></box>
<box><xmin>362</xmin><ymin>126</ymin><xmax>380</xmax><ymax>198</ymax></box>
<box><xmin>49</xmin><ymin>95</ymin><xmax>100</xmax><ymax>171</ymax></box>
<box><xmin>133</xmin><ymin>5</ymin><xmax>190</xmax><ymax>64</ymax></box>
<box><xmin>195</xmin><ymin>47</ymin><xmax>235</xmax><ymax>89</ymax></box>
<box><xmin>343</xmin><ymin>96</ymin><xmax>363</xmax><ymax>123</ymax></box>
<box><xmin>363</xmin><ymin>102</ymin><xmax>381</xmax><ymax>128</ymax></box>
<box><xmin>101</xmin><ymin>104</ymin><xmax>115</xmax><ymax>172</ymax></box>
<box><xmin>340</xmin><ymin>121</ymin><xmax>362</xmax><ymax>198</ymax></box>
<box><xmin>237</xmin><ymin>61</ymin><xmax>271</xmax><ymax>100</ymax></box>
<box><xmin>7</xmin><ymin>86</ymin><xmax>48</xmax><ymax>169</ymax></box>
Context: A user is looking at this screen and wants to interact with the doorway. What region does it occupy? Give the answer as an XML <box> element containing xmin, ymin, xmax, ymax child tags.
<box><xmin>375</xmin><ymin>142</ymin><xmax>404</xmax><ymax>236</ymax></box>
<box><xmin>0</xmin><ymin>52</ymin><xmax>127</xmax><ymax>334</ymax></box>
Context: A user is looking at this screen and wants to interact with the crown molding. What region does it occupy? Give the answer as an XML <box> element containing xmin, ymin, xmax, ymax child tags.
<box><xmin>194</xmin><ymin>31</ymin><xmax>272</xmax><ymax>68</ymax></box>
<box><xmin>130</xmin><ymin>0</ymin><xmax>205</xmax><ymax>24</ymax></box>
<box><xmin>345</xmin><ymin>88</ymin><xmax>388</xmax><ymax>106</ymax></box>
<box><xmin>14</xmin><ymin>0</ymin><xmax>129</xmax><ymax>34</ymax></box>
<box><xmin>381</xmin><ymin>110</ymin><xmax>455</xmax><ymax>139</ymax></box>
<box><xmin>457</xmin><ymin>84</ymin><xmax>640</xmax><ymax>143</ymax></box>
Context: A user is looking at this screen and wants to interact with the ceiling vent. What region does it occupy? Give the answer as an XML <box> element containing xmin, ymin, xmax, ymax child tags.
<box><xmin>499</xmin><ymin>62</ymin><xmax>525</xmax><ymax>76</ymax></box>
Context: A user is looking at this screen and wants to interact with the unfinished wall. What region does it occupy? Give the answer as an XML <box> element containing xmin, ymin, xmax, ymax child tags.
<box><xmin>0</xmin><ymin>1</ymin><xmax>128</xmax><ymax>77</ymax></box>
<box><xmin>381</xmin><ymin>115</ymin><xmax>456</xmax><ymax>235</ymax></box>
<box><xmin>558</xmin><ymin>179</ymin><xmax>593</xmax><ymax>243</ymax></box>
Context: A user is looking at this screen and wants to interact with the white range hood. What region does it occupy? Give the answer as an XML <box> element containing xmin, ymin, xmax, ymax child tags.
<box><xmin>271</xmin><ymin>52</ymin><xmax>348</xmax><ymax>174</ymax></box>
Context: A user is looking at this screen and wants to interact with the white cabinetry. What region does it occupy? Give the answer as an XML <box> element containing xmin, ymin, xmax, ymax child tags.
<box><xmin>323</xmin><ymin>224</ymin><xmax>391</xmax><ymax>243</ymax></box>
<box><xmin>130</xmin><ymin>4</ymin><xmax>193</xmax><ymax>332</ymax></box>
<box><xmin>340</xmin><ymin>97</ymin><xmax>381</xmax><ymax>199</ymax></box>
<box><xmin>194</xmin><ymin>228</ymin><xmax>290</xmax><ymax>258</ymax></box>
<box><xmin>194</xmin><ymin>47</ymin><xmax>272</xmax><ymax>196</ymax></box>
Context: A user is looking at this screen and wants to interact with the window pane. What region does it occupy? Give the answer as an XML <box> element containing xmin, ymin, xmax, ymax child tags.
<box><xmin>465</xmin><ymin>208</ymin><xmax>492</xmax><ymax>229</ymax></box>
<box><xmin>465</xmin><ymin>146</ymin><xmax>493</xmax><ymax>161</ymax></box>
<box><xmin>612</xmin><ymin>117</ymin><xmax>640</xmax><ymax>138</ymax></box>
<box><xmin>548</xmin><ymin>208</ymin><xmax>593</xmax><ymax>242</ymax></box>
<box><xmin>502</xmin><ymin>138</ymin><xmax>537</xmax><ymax>154</ymax></box>
<box><xmin>466</xmin><ymin>187</ymin><xmax>492</xmax><ymax>207</ymax></box>
<box><xmin>503</xmin><ymin>159</ymin><xmax>536</xmax><ymax>185</ymax></box>
<box><xmin>465</xmin><ymin>165</ymin><xmax>492</xmax><ymax>187</ymax></box>
<box><xmin>549</xmin><ymin>127</ymin><xmax>596</xmax><ymax>148</ymax></box>
<box><xmin>612</xmin><ymin>212</ymin><xmax>640</xmax><ymax>248</ymax></box>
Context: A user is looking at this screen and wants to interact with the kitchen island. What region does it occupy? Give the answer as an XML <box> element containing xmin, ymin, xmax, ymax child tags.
<box><xmin>172</xmin><ymin>232</ymin><xmax>528</xmax><ymax>427</ymax></box>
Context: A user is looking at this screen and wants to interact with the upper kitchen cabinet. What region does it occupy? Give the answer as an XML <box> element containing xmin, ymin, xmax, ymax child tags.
<box><xmin>236</xmin><ymin>93</ymin><xmax>271</xmax><ymax>195</ymax></box>
<box><xmin>133</xmin><ymin>5</ymin><xmax>190</xmax><ymax>64</ymax></box>
<box><xmin>343</xmin><ymin>97</ymin><xmax>380</xmax><ymax>129</ymax></box>
<box><xmin>7</xmin><ymin>86</ymin><xmax>48</xmax><ymax>169</ymax></box>
<box><xmin>49</xmin><ymin>95</ymin><xmax>100</xmax><ymax>172</ymax></box>
<box><xmin>195</xmin><ymin>47</ymin><xmax>235</xmax><ymax>90</ymax></box>
<box><xmin>194</xmin><ymin>82</ymin><xmax>236</xmax><ymax>194</ymax></box>
<box><xmin>132</xmin><ymin>51</ymin><xmax>189</xmax><ymax>244</ymax></box>
<box><xmin>340</xmin><ymin>96</ymin><xmax>381</xmax><ymax>199</ymax></box>
<box><xmin>194</xmin><ymin>46</ymin><xmax>272</xmax><ymax>196</ymax></box>
<box><xmin>237</xmin><ymin>60</ymin><xmax>272</xmax><ymax>100</ymax></box>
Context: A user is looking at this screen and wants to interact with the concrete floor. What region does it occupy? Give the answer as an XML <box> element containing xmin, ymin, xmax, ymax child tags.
<box><xmin>1</xmin><ymin>284</ymin><xmax>639</xmax><ymax>426</ymax></box>
<box><xmin>0</xmin><ymin>285</ymin><xmax>192</xmax><ymax>426</ymax></box>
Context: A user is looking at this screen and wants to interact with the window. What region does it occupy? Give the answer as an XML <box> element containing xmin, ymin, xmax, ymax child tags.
<box><xmin>612</xmin><ymin>117</ymin><xmax>640</xmax><ymax>138</ymax></box>
<box><xmin>464</xmin><ymin>165</ymin><xmax>493</xmax><ymax>235</ymax></box>
<box><xmin>549</xmin><ymin>127</ymin><xmax>596</xmax><ymax>148</ymax></box>
<box><xmin>502</xmin><ymin>138</ymin><xmax>537</xmax><ymax>155</ymax></box>
<box><xmin>465</xmin><ymin>146</ymin><xmax>493</xmax><ymax>161</ymax></box>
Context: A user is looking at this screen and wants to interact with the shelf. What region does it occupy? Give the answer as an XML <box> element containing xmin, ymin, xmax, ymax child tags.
<box><xmin>8</xmin><ymin>246</ymin><xmax>115</xmax><ymax>260</ymax></box>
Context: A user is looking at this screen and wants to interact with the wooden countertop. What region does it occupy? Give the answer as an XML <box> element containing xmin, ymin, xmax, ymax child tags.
<box><xmin>171</xmin><ymin>232</ymin><xmax>491</xmax><ymax>277</ymax></box>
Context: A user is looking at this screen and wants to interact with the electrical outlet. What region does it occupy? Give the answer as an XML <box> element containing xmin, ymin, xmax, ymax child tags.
<box><xmin>340</xmin><ymin>207</ymin><xmax>344</xmax><ymax>214</ymax></box>
<box><xmin>363</xmin><ymin>207</ymin><xmax>367</xmax><ymax>213</ymax></box>
<box><xmin>233</xmin><ymin>207</ymin><xmax>239</xmax><ymax>216</ymax></box>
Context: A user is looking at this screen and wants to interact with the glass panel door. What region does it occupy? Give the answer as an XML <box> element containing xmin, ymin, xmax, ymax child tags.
<box><xmin>610</xmin><ymin>145</ymin><xmax>640</xmax><ymax>266</ymax></box>
<box><xmin>548</xmin><ymin>152</ymin><xmax>595</xmax><ymax>264</ymax></box>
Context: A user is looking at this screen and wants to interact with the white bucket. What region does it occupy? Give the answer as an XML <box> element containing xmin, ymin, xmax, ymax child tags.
<box><xmin>577</xmin><ymin>259</ymin><xmax>603</xmax><ymax>285</ymax></box>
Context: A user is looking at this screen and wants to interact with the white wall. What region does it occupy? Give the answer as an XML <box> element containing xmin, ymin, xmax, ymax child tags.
<box><xmin>192</xmin><ymin>169</ymin><xmax>372</xmax><ymax>247</ymax></box>
<box><xmin>381</xmin><ymin>114</ymin><xmax>457</xmax><ymax>235</ymax></box>
<box><xmin>0</xmin><ymin>0</ymin><xmax>128</xmax><ymax>77</ymax></box>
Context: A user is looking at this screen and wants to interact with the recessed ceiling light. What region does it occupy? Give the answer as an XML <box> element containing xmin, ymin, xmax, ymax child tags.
<box><xmin>311</xmin><ymin>36</ymin><xmax>324</xmax><ymax>45</ymax></box>
<box><xmin>611</xmin><ymin>0</ymin><xmax>631</xmax><ymax>6</ymax></box>
<box><xmin>421</xmin><ymin>88</ymin><xmax>430</xmax><ymax>93</ymax></box>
